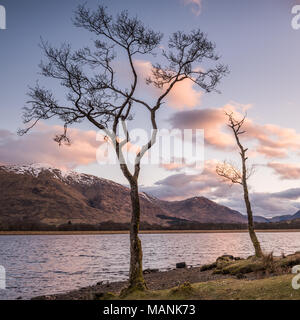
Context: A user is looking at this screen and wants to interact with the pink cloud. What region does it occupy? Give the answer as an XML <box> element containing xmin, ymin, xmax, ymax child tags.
<box><xmin>160</xmin><ymin>157</ymin><xmax>199</xmax><ymax>172</ymax></box>
<box><xmin>243</xmin><ymin>121</ymin><xmax>300</xmax><ymax>158</ymax></box>
<box><xmin>0</xmin><ymin>124</ymin><xmax>106</xmax><ymax>170</ymax></box>
<box><xmin>267</xmin><ymin>162</ymin><xmax>300</xmax><ymax>180</ymax></box>
<box><xmin>169</xmin><ymin>103</ymin><xmax>300</xmax><ymax>158</ymax></box>
<box><xmin>255</xmin><ymin>146</ymin><xmax>286</xmax><ymax>158</ymax></box>
<box><xmin>169</xmin><ymin>106</ymin><xmax>236</xmax><ymax>150</ymax></box>
<box><xmin>134</xmin><ymin>60</ymin><xmax>202</xmax><ymax>109</ymax></box>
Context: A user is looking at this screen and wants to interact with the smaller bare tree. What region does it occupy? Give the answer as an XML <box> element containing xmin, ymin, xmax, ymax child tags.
<box><xmin>216</xmin><ymin>112</ymin><xmax>263</xmax><ymax>258</ymax></box>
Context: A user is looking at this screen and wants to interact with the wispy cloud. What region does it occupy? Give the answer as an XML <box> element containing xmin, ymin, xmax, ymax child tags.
<box><xmin>143</xmin><ymin>160</ymin><xmax>300</xmax><ymax>217</ymax></box>
<box><xmin>267</xmin><ymin>162</ymin><xmax>300</xmax><ymax>180</ymax></box>
<box><xmin>183</xmin><ymin>0</ymin><xmax>202</xmax><ymax>16</ymax></box>
<box><xmin>0</xmin><ymin>124</ymin><xmax>105</xmax><ymax>170</ymax></box>
<box><xmin>168</xmin><ymin>103</ymin><xmax>300</xmax><ymax>159</ymax></box>
<box><xmin>134</xmin><ymin>60</ymin><xmax>202</xmax><ymax>109</ymax></box>
<box><xmin>143</xmin><ymin>160</ymin><xmax>231</xmax><ymax>201</ymax></box>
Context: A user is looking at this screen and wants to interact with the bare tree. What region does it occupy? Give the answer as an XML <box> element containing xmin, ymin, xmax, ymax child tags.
<box><xmin>19</xmin><ymin>4</ymin><xmax>228</xmax><ymax>292</ymax></box>
<box><xmin>216</xmin><ymin>112</ymin><xmax>263</xmax><ymax>258</ymax></box>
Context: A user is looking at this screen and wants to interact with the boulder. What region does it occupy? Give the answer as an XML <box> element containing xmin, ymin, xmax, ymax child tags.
<box><xmin>217</xmin><ymin>255</ymin><xmax>234</xmax><ymax>261</ymax></box>
<box><xmin>200</xmin><ymin>262</ymin><xmax>217</xmax><ymax>272</ymax></box>
<box><xmin>176</xmin><ymin>262</ymin><xmax>187</xmax><ymax>269</ymax></box>
<box><xmin>143</xmin><ymin>268</ymin><xmax>159</xmax><ymax>274</ymax></box>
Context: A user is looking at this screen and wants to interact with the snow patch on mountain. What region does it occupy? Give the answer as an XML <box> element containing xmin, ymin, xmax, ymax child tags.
<box><xmin>0</xmin><ymin>163</ymin><xmax>112</xmax><ymax>186</ymax></box>
<box><xmin>140</xmin><ymin>192</ymin><xmax>154</xmax><ymax>203</ymax></box>
<box><xmin>2</xmin><ymin>163</ymin><xmax>56</xmax><ymax>177</ymax></box>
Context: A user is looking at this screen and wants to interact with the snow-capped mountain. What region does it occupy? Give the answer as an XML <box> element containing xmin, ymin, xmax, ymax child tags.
<box><xmin>2</xmin><ymin>163</ymin><xmax>111</xmax><ymax>186</ymax></box>
<box><xmin>0</xmin><ymin>163</ymin><xmax>250</xmax><ymax>229</ymax></box>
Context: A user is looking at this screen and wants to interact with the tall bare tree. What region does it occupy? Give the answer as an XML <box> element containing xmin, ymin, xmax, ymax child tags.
<box><xmin>19</xmin><ymin>4</ymin><xmax>228</xmax><ymax>292</ymax></box>
<box><xmin>216</xmin><ymin>112</ymin><xmax>263</xmax><ymax>258</ymax></box>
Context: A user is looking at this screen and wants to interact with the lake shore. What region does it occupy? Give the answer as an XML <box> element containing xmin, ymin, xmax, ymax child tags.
<box><xmin>31</xmin><ymin>265</ymin><xmax>253</xmax><ymax>300</ymax></box>
<box><xmin>1</xmin><ymin>229</ymin><xmax>300</xmax><ymax>236</ymax></box>
<box><xmin>32</xmin><ymin>252</ymin><xmax>300</xmax><ymax>300</ymax></box>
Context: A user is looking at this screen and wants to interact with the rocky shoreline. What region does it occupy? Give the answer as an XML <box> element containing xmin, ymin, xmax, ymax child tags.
<box><xmin>32</xmin><ymin>252</ymin><xmax>299</xmax><ymax>300</ymax></box>
<box><xmin>31</xmin><ymin>267</ymin><xmax>238</xmax><ymax>300</ymax></box>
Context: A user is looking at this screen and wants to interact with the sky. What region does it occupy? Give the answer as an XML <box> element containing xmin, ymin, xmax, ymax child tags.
<box><xmin>1</xmin><ymin>0</ymin><xmax>300</xmax><ymax>218</ymax></box>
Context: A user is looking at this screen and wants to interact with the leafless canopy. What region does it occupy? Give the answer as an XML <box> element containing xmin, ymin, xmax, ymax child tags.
<box><xmin>20</xmin><ymin>4</ymin><xmax>228</xmax><ymax>180</ymax></box>
<box><xmin>216</xmin><ymin>161</ymin><xmax>243</xmax><ymax>185</ymax></box>
<box><xmin>226</xmin><ymin>111</ymin><xmax>247</xmax><ymax>156</ymax></box>
<box><xmin>216</xmin><ymin>112</ymin><xmax>255</xmax><ymax>185</ymax></box>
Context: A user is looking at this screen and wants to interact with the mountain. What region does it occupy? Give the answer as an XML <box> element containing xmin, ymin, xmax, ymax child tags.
<box><xmin>269</xmin><ymin>210</ymin><xmax>300</xmax><ymax>223</ymax></box>
<box><xmin>154</xmin><ymin>197</ymin><xmax>246</xmax><ymax>224</ymax></box>
<box><xmin>292</xmin><ymin>211</ymin><xmax>300</xmax><ymax>219</ymax></box>
<box><xmin>0</xmin><ymin>164</ymin><xmax>170</xmax><ymax>227</ymax></box>
<box><xmin>253</xmin><ymin>216</ymin><xmax>270</xmax><ymax>223</ymax></box>
<box><xmin>0</xmin><ymin>163</ymin><xmax>251</xmax><ymax>228</ymax></box>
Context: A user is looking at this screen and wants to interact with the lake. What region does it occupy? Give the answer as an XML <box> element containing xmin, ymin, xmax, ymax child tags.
<box><xmin>0</xmin><ymin>232</ymin><xmax>300</xmax><ymax>300</ymax></box>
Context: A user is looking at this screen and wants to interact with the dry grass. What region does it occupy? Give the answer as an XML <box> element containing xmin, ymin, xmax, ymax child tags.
<box><xmin>100</xmin><ymin>275</ymin><xmax>300</xmax><ymax>300</ymax></box>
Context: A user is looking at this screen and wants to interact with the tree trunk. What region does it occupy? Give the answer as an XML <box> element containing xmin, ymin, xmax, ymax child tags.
<box><xmin>243</xmin><ymin>181</ymin><xmax>263</xmax><ymax>258</ymax></box>
<box><xmin>127</xmin><ymin>179</ymin><xmax>147</xmax><ymax>291</ymax></box>
<box><xmin>229</xmin><ymin>113</ymin><xmax>263</xmax><ymax>259</ymax></box>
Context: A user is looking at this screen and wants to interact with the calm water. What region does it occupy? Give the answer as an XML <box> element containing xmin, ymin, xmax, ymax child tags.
<box><xmin>0</xmin><ymin>232</ymin><xmax>300</xmax><ymax>300</ymax></box>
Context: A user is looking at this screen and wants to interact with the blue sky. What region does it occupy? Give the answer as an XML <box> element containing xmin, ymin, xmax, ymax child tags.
<box><xmin>1</xmin><ymin>0</ymin><xmax>300</xmax><ymax>217</ymax></box>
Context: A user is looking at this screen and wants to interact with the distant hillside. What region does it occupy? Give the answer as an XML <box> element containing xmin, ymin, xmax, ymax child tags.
<box><xmin>269</xmin><ymin>211</ymin><xmax>300</xmax><ymax>223</ymax></box>
<box><xmin>155</xmin><ymin>197</ymin><xmax>247</xmax><ymax>224</ymax></box>
<box><xmin>0</xmin><ymin>164</ymin><xmax>251</xmax><ymax>229</ymax></box>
